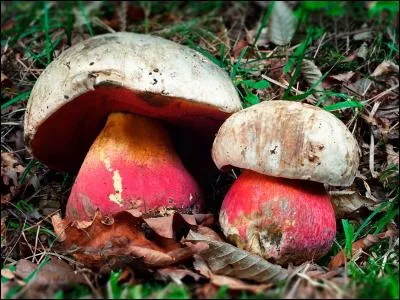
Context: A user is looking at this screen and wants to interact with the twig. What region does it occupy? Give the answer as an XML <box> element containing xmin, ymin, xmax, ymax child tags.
<box><xmin>261</xmin><ymin>74</ymin><xmax>317</xmax><ymax>102</ymax></box>
<box><xmin>313</xmin><ymin>32</ymin><xmax>326</xmax><ymax>59</ymax></box>
<box><xmin>363</xmin><ymin>84</ymin><xmax>399</xmax><ymax>104</ymax></box>
<box><xmin>369</xmin><ymin>131</ymin><xmax>378</xmax><ymax>178</ymax></box>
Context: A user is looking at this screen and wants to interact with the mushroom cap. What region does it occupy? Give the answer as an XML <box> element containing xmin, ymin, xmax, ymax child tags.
<box><xmin>24</xmin><ymin>32</ymin><xmax>241</xmax><ymax>171</ymax></box>
<box><xmin>212</xmin><ymin>100</ymin><xmax>360</xmax><ymax>186</ymax></box>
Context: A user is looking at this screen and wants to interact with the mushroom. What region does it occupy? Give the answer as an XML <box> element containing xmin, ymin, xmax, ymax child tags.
<box><xmin>24</xmin><ymin>32</ymin><xmax>242</xmax><ymax>221</ymax></box>
<box><xmin>212</xmin><ymin>100</ymin><xmax>360</xmax><ymax>265</ymax></box>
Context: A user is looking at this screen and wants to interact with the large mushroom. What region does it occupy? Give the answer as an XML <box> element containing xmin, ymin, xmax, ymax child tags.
<box><xmin>212</xmin><ymin>100</ymin><xmax>360</xmax><ymax>265</ymax></box>
<box><xmin>24</xmin><ymin>32</ymin><xmax>242</xmax><ymax>221</ymax></box>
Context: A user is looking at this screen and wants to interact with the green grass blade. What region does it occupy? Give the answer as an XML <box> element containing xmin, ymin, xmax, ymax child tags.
<box><xmin>353</xmin><ymin>201</ymin><xmax>391</xmax><ymax>241</ymax></box>
<box><xmin>342</xmin><ymin>219</ymin><xmax>355</xmax><ymax>258</ymax></box>
<box><xmin>1</xmin><ymin>91</ymin><xmax>31</xmax><ymax>110</ymax></box>
<box><xmin>78</xmin><ymin>1</ymin><xmax>94</xmax><ymax>36</ymax></box>
<box><xmin>323</xmin><ymin>100</ymin><xmax>364</xmax><ymax>111</ymax></box>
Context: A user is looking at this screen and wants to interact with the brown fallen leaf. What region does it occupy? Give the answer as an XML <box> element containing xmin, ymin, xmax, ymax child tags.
<box><xmin>1</xmin><ymin>268</ymin><xmax>15</xmax><ymax>280</ymax></box>
<box><xmin>329</xmin><ymin>190</ymin><xmax>379</xmax><ymax>219</ymax></box>
<box><xmin>51</xmin><ymin>213</ymin><xmax>67</xmax><ymax>242</ymax></box>
<box><xmin>14</xmin><ymin>258</ymin><xmax>86</xmax><ymax>299</ymax></box>
<box><xmin>193</xmin><ymin>254</ymin><xmax>272</xmax><ymax>294</ymax></box>
<box><xmin>385</xmin><ymin>144</ymin><xmax>399</xmax><ymax>167</ymax></box>
<box><xmin>1</xmin><ymin>213</ymin><xmax>8</xmax><ymax>247</ymax></box>
<box><xmin>156</xmin><ymin>266</ymin><xmax>203</xmax><ymax>284</ymax></box>
<box><xmin>195</xmin><ymin>282</ymin><xmax>220</xmax><ymax>299</ymax></box>
<box><xmin>328</xmin><ymin>229</ymin><xmax>398</xmax><ymax>270</ymax></box>
<box><xmin>196</xmin><ymin>226</ymin><xmax>224</xmax><ymax>242</ymax></box>
<box><xmin>329</xmin><ymin>71</ymin><xmax>355</xmax><ymax>83</ymax></box>
<box><xmin>55</xmin><ymin>211</ymin><xmax>197</xmax><ymax>270</ymax></box>
<box><xmin>143</xmin><ymin>213</ymin><xmax>198</xmax><ymax>240</ymax></box>
<box><xmin>185</xmin><ymin>230</ymin><xmax>294</xmax><ymax>283</ymax></box>
<box><xmin>301</xmin><ymin>59</ymin><xmax>325</xmax><ymax>100</ymax></box>
<box><xmin>371</xmin><ymin>60</ymin><xmax>399</xmax><ymax>77</ymax></box>
<box><xmin>1</xmin><ymin>152</ymin><xmax>25</xmax><ymax>198</ymax></box>
<box><xmin>232</xmin><ymin>38</ymin><xmax>249</xmax><ymax>59</ymax></box>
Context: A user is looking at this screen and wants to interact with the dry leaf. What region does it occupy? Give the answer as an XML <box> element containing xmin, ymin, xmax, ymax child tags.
<box><xmin>185</xmin><ymin>230</ymin><xmax>293</xmax><ymax>283</ymax></box>
<box><xmin>328</xmin><ymin>229</ymin><xmax>398</xmax><ymax>269</ymax></box>
<box><xmin>269</xmin><ymin>1</ymin><xmax>297</xmax><ymax>45</ymax></box>
<box><xmin>329</xmin><ymin>190</ymin><xmax>379</xmax><ymax>219</ymax></box>
<box><xmin>1</xmin><ymin>152</ymin><xmax>25</xmax><ymax>189</ymax></box>
<box><xmin>301</xmin><ymin>59</ymin><xmax>325</xmax><ymax>100</ymax></box>
<box><xmin>1</xmin><ymin>213</ymin><xmax>7</xmax><ymax>247</ymax></box>
<box><xmin>386</xmin><ymin>144</ymin><xmax>399</xmax><ymax>166</ymax></box>
<box><xmin>233</xmin><ymin>39</ymin><xmax>249</xmax><ymax>58</ymax></box>
<box><xmin>143</xmin><ymin>213</ymin><xmax>198</xmax><ymax>240</ymax></box>
<box><xmin>1</xmin><ymin>268</ymin><xmax>14</xmax><ymax>280</ymax></box>
<box><xmin>14</xmin><ymin>258</ymin><xmax>86</xmax><ymax>298</ymax></box>
<box><xmin>353</xmin><ymin>31</ymin><xmax>373</xmax><ymax>41</ymax></box>
<box><xmin>329</xmin><ymin>71</ymin><xmax>355</xmax><ymax>83</ymax></box>
<box><xmin>193</xmin><ymin>254</ymin><xmax>272</xmax><ymax>294</ymax></box>
<box><xmin>51</xmin><ymin>213</ymin><xmax>68</xmax><ymax>242</ymax></box>
<box><xmin>156</xmin><ymin>267</ymin><xmax>203</xmax><ymax>284</ymax></box>
<box><xmin>371</xmin><ymin>60</ymin><xmax>399</xmax><ymax>77</ymax></box>
<box><xmin>58</xmin><ymin>211</ymin><xmax>197</xmax><ymax>269</ymax></box>
<box><xmin>357</xmin><ymin>42</ymin><xmax>369</xmax><ymax>60</ymax></box>
<box><xmin>344</xmin><ymin>78</ymin><xmax>373</xmax><ymax>96</ymax></box>
<box><xmin>1</xmin><ymin>194</ymin><xmax>12</xmax><ymax>204</ymax></box>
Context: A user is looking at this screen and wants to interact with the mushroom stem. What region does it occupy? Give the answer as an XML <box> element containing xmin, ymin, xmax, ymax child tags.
<box><xmin>219</xmin><ymin>170</ymin><xmax>336</xmax><ymax>265</ymax></box>
<box><xmin>66</xmin><ymin>112</ymin><xmax>203</xmax><ymax>221</ymax></box>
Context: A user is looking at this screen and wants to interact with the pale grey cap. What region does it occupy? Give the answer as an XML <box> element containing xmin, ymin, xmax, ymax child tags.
<box><xmin>212</xmin><ymin>100</ymin><xmax>360</xmax><ymax>186</ymax></box>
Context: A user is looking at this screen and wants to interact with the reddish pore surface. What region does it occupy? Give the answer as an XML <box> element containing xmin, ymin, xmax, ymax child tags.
<box><xmin>29</xmin><ymin>86</ymin><xmax>230</xmax><ymax>172</ymax></box>
<box><xmin>219</xmin><ymin>170</ymin><xmax>336</xmax><ymax>265</ymax></box>
<box><xmin>66</xmin><ymin>112</ymin><xmax>203</xmax><ymax>221</ymax></box>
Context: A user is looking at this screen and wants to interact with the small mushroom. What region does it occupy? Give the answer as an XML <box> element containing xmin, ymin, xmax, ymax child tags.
<box><xmin>212</xmin><ymin>100</ymin><xmax>360</xmax><ymax>265</ymax></box>
<box><xmin>24</xmin><ymin>32</ymin><xmax>241</xmax><ymax>221</ymax></box>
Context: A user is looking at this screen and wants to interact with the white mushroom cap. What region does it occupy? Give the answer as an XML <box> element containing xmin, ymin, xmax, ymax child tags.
<box><xmin>212</xmin><ymin>100</ymin><xmax>360</xmax><ymax>186</ymax></box>
<box><xmin>24</xmin><ymin>32</ymin><xmax>241</xmax><ymax>171</ymax></box>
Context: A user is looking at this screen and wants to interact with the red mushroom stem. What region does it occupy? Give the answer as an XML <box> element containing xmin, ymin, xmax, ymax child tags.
<box><xmin>219</xmin><ymin>170</ymin><xmax>336</xmax><ymax>265</ymax></box>
<box><xmin>66</xmin><ymin>112</ymin><xmax>203</xmax><ymax>221</ymax></box>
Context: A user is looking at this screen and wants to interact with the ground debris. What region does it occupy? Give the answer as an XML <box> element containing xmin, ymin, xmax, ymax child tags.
<box><xmin>328</xmin><ymin>228</ymin><xmax>399</xmax><ymax>270</ymax></box>
<box><xmin>1</xmin><ymin>258</ymin><xmax>86</xmax><ymax>299</ymax></box>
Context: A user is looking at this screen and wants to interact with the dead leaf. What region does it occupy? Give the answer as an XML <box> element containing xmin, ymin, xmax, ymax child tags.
<box><xmin>195</xmin><ymin>282</ymin><xmax>220</xmax><ymax>299</ymax></box>
<box><xmin>1</xmin><ymin>213</ymin><xmax>8</xmax><ymax>247</ymax></box>
<box><xmin>1</xmin><ymin>72</ymin><xmax>13</xmax><ymax>88</ymax></box>
<box><xmin>156</xmin><ymin>267</ymin><xmax>203</xmax><ymax>284</ymax></box>
<box><xmin>193</xmin><ymin>254</ymin><xmax>272</xmax><ymax>294</ymax></box>
<box><xmin>301</xmin><ymin>59</ymin><xmax>325</xmax><ymax>100</ymax></box>
<box><xmin>1</xmin><ymin>194</ymin><xmax>12</xmax><ymax>205</ymax></box>
<box><xmin>386</xmin><ymin>144</ymin><xmax>399</xmax><ymax>166</ymax></box>
<box><xmin>357</xmin><ymin>42</ymin><xmax>369</xmax><ymax>60</ymax></box>
<box><xmin>1</xmin><ymin>152</ymin><xmax>25</xmax><ymax>188</ymax></box>
<box><xmin>1</xmin><ymin>268</ymin><xmax>15</xmax><ymax>280</ymax></box>
<box><xmin>196</xmin><ymin>226</ymin><xmax>224</xmax><ymax>242</ymax></box>
<box><xmin>14</xmin><ymin>258</ymin><xmax>86</xmax><ymax>299</ymax></box>
<box><xmin>143</xmin><ymin>213</ymin><xmax>196</xmax><ymax>240</ymax></box>
<box><xmin>371</xmin><ymin>60</ymin><xmax>399</xmax><ymax>77</ymax></box>
<box><xmin>328</xmin><ymin>229</ymin><xmax>398</xmax><ymax>269</ymax></box>
<box><xmin>233</xmin><ymin>39</ymin><xmax>249</xmax><ymax>59</ymax></box>
<box><xmin>51</xmin><ymin>213</ymin><xmax>68</xmax><ymax>242</ymax></box>
<box><xmin>329</xmin><ymin>190</ymin><xmax>379</xmax><ymax>219</ymax></box>
<box><xmin>329</xmin><ymin>71</ymin><xmax>355</xmax><ymax>83</ymax></box>
<box><xmin>344</xmin><ymin>78</ymin><xmax>373</xmax><ymax>97</ymax></box>
<box><xmin>269</xmin><ymin>1</ymin><xmax>297</xmax><ymax>45</ymax></box>
<box><xmin>353</xmin><ymin>31</ymin><xmax>373</xmax><ymax>41</ymax></box>
<box><xmin>185</xmin><ymin>230</ymin><xmax>293</xmax><ymax>283</ymax></box>
<box><xmin>58</xmin><ymin>211</ymin><xmax>196</xmax><ymax>269</ymax></box>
